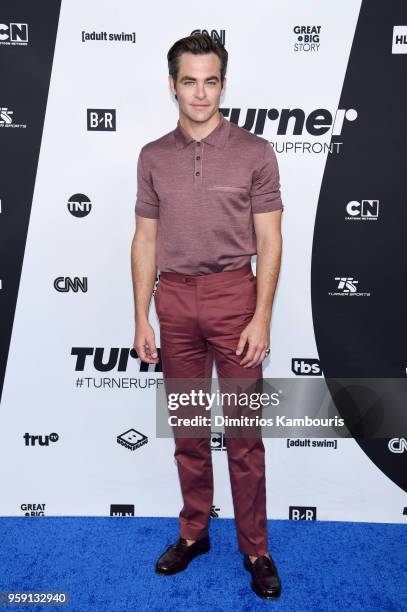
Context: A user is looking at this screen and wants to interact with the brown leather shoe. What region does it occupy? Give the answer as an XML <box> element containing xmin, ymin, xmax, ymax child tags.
<box><xmin>243</xmin><ymin>554</ymin><xmax>282</xmax><ymax>599</ymax></box>
<box><xmin>155</xmin><ymin>535</ymin><xmax>210</xmax><ymax>575</ymax></box>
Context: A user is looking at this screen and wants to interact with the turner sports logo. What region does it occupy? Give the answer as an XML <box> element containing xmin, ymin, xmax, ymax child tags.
<box><xmin>392</xmin><ymin>26</ymin><xmax>407</xmax><ymax>54</ymax></box>
<box><xmin>345</xmin><ymin>199</ymin><xmax>379</xmax><ymax>221</ymax></box>
<box><xmin>0</xmin><ymin>22</ymin><xmax>28</xmax><ymax>45</ymax></box>
<box><xmin>289</xmin><ymin>506</ymin><xmax>317</xmax><ymax>520</ymax></box>
<box><xmin>328</xmin><ymin>277</ymin><xmax>371</xmax><ymax>297</ymax></box>
<box><xmin>0</xmin><ymin>107</ymin><xmax>27</xmax><ymax>128</ymax></box>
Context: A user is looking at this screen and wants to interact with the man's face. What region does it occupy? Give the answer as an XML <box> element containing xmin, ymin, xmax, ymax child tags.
<box><xmin>169</xmin><ymin>51</ymin><xmax>226</xmax><ymax>123</ymax></box>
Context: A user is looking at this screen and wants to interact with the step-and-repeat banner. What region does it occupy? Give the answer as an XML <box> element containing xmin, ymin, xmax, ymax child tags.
<box><xmin>1</xmin><ymin>0</ymin><xmax>406</xmax><ymax>521</ymax></box>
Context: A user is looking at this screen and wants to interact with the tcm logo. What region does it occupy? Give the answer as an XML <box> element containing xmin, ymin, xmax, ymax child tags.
<box><xmin>345</xmin><ymin>199</ymin><xmax>379</xmax><ymax>221</ymax></box>
<box><xmin>110</xmin><ymin>504</ymin><xmax>135</xmax><ymax>516</ymax></box>
<box><xmin>328</xmin><ymin>277</ymin><xmax>371</xmax><ymax>297</ymax></box>
<box><xmin>71</xmin><ymin>347</ymin><xmax>162</xmax><ymax>372</ymax></box>
<box><xmin>392</xmin><ymin>26</ymin><xmax>407</xmax><ymax>54</ymax></box>
<box><xmin>211</xmin><ymin>432</ymin><xmax>226</xmax><ymax>451</ymax></box>
<box><xmin>117</xmin><ymin>429</ymin><xmax>148</xmax><ymax>451</ymax></box>
<box><xmin>293</xmin><ymin>25</ymin><xmax>321</xmax><ymax>52</ymax></box>
<box><xmin>67</xmin><ymin>194</ymin><xmax>92</xmax><ymax>218</ymax></box>
<box><xmin>210</xmin><ymin>504</ymin><xmax>220</xmax><ymax>518</ymax></box>
<box><xmin>191</xmin><ymin>29</ymin><xmax>225</xmax><ymax>45</ymax></box>
<box><xmin>291</xmin><ymin>358</ymin><xmax>322</xmax><ymax>376</ymax></box>
<box><xmin>221</xmin><ymin>107</ymin><xmax>357</xmax><ymax>136</ymax></box>
<box><xmin>21</xmin><ymin>503</ymin><xmax>45</xmax><ymax>516</ymax></box>
<box><xmin>54</xmin><ymin>277</ymin><xmax>88</xmax><ymax>293</ymax></box>
<box><xmin>87</xmin><ymin>109</ymin><xmax>116</xmax><ymax>131</ymax></box>
<box><xmin>388</xmin><ymin>438</ymin><xmax>407</xmax><ymax>453</ymax></box>
<box><xmin>289</xmin><ymin>506</ymin><xmax>317</xmax><ymax>520</ymax></box>
<box><xmin>0</xmin><ymin>22</ymin><xmax>28</xmax><ymax>45</ymax></box>
<box><xmin>24</xmin><ymin>432</ymin><xmax>59</xmax><ymax>446</ymax></box>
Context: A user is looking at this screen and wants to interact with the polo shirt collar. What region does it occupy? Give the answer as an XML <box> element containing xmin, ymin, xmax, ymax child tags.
<box><xmin>174</xmin><ymin>112</ymin><xmax>230</xmax><ymax>149</ymax></box>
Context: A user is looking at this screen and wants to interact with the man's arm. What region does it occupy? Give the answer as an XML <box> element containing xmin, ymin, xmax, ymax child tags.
<box><xmin>131</xmin><ymin>215</ymin><xmax>159</xmax><ymax>363</ymax></box>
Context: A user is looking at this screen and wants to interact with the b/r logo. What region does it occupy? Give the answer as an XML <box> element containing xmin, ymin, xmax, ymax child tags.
<box><xmin>87</xmin><ymin>109</ymin><xmax>116</xmax><ymax>131</ymax></box>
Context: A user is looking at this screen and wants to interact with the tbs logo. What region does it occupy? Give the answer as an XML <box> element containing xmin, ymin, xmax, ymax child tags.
<box><xmin>289</xmin><ymin>506</ymin><xmax>317</xmax><ymax>520</ymax></box>
<box><xmin>292</xmin><ymin>359</ymin><xmax>321</xmax><ymax>376</ymax></box>
<box><xmin>87</xmin><ymin>109</ymin><xmax>116</xmax><ymax>131</ymax></box>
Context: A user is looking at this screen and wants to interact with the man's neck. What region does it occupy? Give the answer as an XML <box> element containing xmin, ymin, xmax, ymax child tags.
<box><xmin>178</xmin><ymin>110</ymin><xmax>221</xmax><ymax>142</ymax></box>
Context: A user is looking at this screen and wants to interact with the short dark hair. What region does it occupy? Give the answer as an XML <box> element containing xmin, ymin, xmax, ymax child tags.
<box><xmin>167</xmin><ymin>33</ymin><xmax>228</xmax><ymax>85</ymax></box>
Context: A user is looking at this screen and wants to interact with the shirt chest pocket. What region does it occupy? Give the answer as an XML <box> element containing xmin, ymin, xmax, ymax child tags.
<box><xmin>208</xmin><ymin>185</ymin><xmax>248</xmax><ymax>193</ymax></box>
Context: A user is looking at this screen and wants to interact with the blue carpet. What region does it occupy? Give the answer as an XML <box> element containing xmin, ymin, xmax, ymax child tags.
<box><xmin>0</xmin><ymin>517</ymin><xmax>405</xmax><ymax>611</ymax></box>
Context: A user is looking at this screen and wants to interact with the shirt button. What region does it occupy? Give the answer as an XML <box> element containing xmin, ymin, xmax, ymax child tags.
<box><xmin>196</xmin><ymin>141</ymin><xmax>201</xmax><ymax>146</ymax></box>
<box><xmin>196</xmin><ymin>156</ymin><xmax>200</xmax><ymax>160</ymax></box>
<box><xmin>195</xmin><ymin>171</ymin><xmax>200</xmax><ymax>176</ymax></box>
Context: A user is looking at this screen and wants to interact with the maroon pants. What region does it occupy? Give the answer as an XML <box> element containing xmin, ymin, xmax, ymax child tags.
<box><xmin>154</xmin><ymin>262</ymin><xmax>268</xmax><ymax>556</ymax></box>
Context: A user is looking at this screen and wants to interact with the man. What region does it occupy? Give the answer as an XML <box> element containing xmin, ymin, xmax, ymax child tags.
<box><xmin>131</xmin><ymin>33</ymin><xmax>283</xmax><ymax>600</ymax></box>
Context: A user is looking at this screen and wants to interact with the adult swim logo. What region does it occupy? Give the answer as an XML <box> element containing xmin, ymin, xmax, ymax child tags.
<box><xmin>328</xmin><ymin>277</ymin><xmax>371</xmax><ymax>297</ymax></box>
<box><xmin>345</xmin><ymin>199</ymin><xmax>380</xmax><ymax>221</ymax></box>
<box><xmin>0</xmin><ymin>22</ymin><xmax>28</xmax><ymax>45</ymax></box>
<box><xmin>81</xmin><ymin>30</ymin><xmax>136</xmax><ymax>44</ymax></box>
<box><xmin>0</xmin><ymin>107</ymin><xmax>27</xmax><ymax>129</ymax></box>
<box><xmin>392</xmin><ymin>26</ymin><xmax>407</xmax><ymax>54</ymax></box>
<box><xmin>87</xmin><ymin>109</ymin><xmax>116</xmax><ymax>131</ymax></box>
<box><xmin>293</xmin><ymin>25</ymin><xmax>321</xmax><ymax>52</ymax></box>
<box><xmin>68</xmin><ymin>194</ymin><xmax>92</xmax><ymax>217</ymax></box>
<box><xmin>222</xmin><ymin>107</ymin><xmax>358</xmax><ymax>154</ymax></box>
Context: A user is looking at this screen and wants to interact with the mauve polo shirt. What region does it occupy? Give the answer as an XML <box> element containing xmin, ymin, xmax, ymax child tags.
<box><xmin>135</xmin><ymin>111</ymin><xmax>284</xmax><ymax>276</ymax></box>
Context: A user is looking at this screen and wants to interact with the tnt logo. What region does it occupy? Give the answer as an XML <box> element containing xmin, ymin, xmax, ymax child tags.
<box><xmin>67</xmin><ymin>194</ymin><xmax>92</xmax><ymax>217</ymax></box>
<box><xmin>211</xmin><ymin>432</ymin><xmax>226</xmax><ymax>451</ymax></box>
<box><xmin>392</xmin><ymin>26</ymin><xmax>407</xmax><ymax>54</ymax></box>
<box><xmin>87</xmin><ymin>109</ymin><xmax>116</xmax><ymax>131</ymax></box>
<box><xmin>291</xmin><ymin>358</ymin><xmax>322</xmax><ymax>376</ymax></box>
<box><xmin>345</xmin><ymin>199</ymin><xmax>379</xmax><ymax>220</ymax></box>
<box><xmin>0</xmin><ymin>23</ymin><xmax>28</xmax><ymax>44</ymax></box>
<box><xmin>289</xmin><ymin>506</ymin><xmax>317</xmax><ymax>520</ymax></box>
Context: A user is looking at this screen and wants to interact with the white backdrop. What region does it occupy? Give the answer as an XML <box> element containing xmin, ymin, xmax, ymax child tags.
<box><xmin>1</xmin><ymin>0</ymin><xmax>405</xmax><ymax>522</ymax></box>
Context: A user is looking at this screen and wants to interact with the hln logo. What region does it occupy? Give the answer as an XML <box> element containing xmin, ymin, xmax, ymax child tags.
<box><xmin>110</xmin><ymin>504</ymin><xmax>135</xmax><ymax>517</ymax></box>
<box><xmin>289</xmin><ymin>506</ymin><xmax>317</xmax><ymax>520</ymax></box>
<box><xmin>392</xmin><ymin>26</ymin><xmax>407</xmax><ymax>54</ymax></box>
<box><xmin>87</xmin><ymin>109</ymin><xmax>116</xmax><ymax>131</ymax></box>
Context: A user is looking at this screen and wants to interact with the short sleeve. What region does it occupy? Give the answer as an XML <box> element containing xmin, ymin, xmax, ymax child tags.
<box><xmin>250</xmin><ymin>141</ymin><xmax>284</xmax><ymax>214</ymax></box>
<box><xmin>134</xmin><ymin>148</ymin><xmax>160</xmax><ymax>218</ymax></box>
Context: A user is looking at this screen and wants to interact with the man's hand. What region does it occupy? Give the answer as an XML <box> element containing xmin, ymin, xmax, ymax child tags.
<box><xmin>134</xmin><ymin>320</ymin><xmax>159</xmax><ymax>364</ymax></box>
<box><xmin>235</xmin><ymin>316</ymin><xmax>270</xmax><ymax>368</ymax></box>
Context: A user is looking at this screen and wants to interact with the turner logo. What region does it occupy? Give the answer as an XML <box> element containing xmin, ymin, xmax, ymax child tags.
<box><xmin>0</xmin><ymin>22</ymin><xmax>28</xmax><ymax>45</ymax></box>
<box><xmin>291</xmin><ymin>359</ymin><xmax>322</xmax><ymax>376</ymax></box>
<box><xmin>117</xmin><ymin>428</ymin><xmax>148</xmax><ymax>451</ymax></box>
<box><xmin>54</xmin><ymin>277</ymin><xmax>88</xmax><ymax>292</ymax></box>
<box><xmin>191</xmin><ymin>28</ymin><xmax>225</xmax><ymax>45</ymax></box>
<box><xmin>23</xmin><ymin>432</ymin><xmax>59</xmax><ymax>446</ymax></box>
<box><xmin>345</xmin><ymin>199</ymin><xmax>379</xmax><ymax>221</ymax></box>
<box><xmin>210</xmin><ymin>504</ymin><xmax>221</xmax><ymax>518</ymax></box>
<box><xmin>67</xmin><ymin>194</ymin><xmax>92</xmax><ymax>217</ymax></box>
<box><xmin>221</xmin><ymin>107</ymin><xmax>357</xmax><ymax>137</ymax></box>
<box><xmin>71</xmin><ymin>347</ymin><xmax>162</xmax><ymax>372</ymax></box>
<box><xmin>328</xmin><ymin>277</ymin><xmax>371</xmax><ymax>297</ymax></box>
<box><xmin>293</xmin><ymin>25</ymin><xmax>321</xmax><ymax>52</ymax></box>
<box><xmin>87</xmin><ymin>109</ymin><xmax>116</xmax><ymax>131</ymax></box>
<box><xmin>289</xmin><ymin>506</ymin><xmax>317</xmax><ymax>520</ymax></box>
<box><xmin>110</xmin><ymin>504</ymin><xmax>135</xmax><ymax>516</ymax></box>
<box><xmin>392</xmin><ymin>26</ymin><xmax>407</xmax><ymax>54</ymax></box>
<box><xmin>388</xmin><ymin>438</ymin><xmax>407</xmax><ymax>453</ymax></box>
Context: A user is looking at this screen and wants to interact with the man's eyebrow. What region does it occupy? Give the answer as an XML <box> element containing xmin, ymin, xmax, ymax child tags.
<box><xmin>179</xmin><ymin>75</ymin><xmax>220</xmax><ymax>81</ymax></box>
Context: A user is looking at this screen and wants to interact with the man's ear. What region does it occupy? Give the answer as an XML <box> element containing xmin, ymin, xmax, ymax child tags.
<box><xmin>221</xmin><ymin>77</ymin><xmax>227</xmax><ymax>96</ymax></box>
<box><xmin>168</xmin><ymin>74</ymin><xmax>176</xmax><ymax>98</ymax></box>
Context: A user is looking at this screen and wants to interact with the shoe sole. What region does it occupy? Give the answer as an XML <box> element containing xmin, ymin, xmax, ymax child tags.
<box><xmin>155</xmin><ymin>544</ymin><xmax>210</xmax><ymax>575</ymax></box>
<box><xmin>243</xmin><ymin>557</ymin><xmax>282</xmax><ymax>599</ymax></box>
